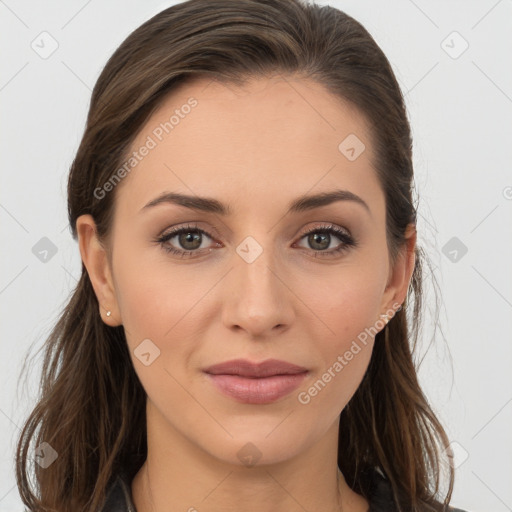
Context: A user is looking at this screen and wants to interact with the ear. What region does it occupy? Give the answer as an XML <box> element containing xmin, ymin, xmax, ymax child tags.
<box><xmin>380</xmin><ymin>223</ymin><xmax>417</xmax><ymax>317</ymax></box>
<box><xmin>76</xmin><ymin>214</ymin><xmax>121</xmax><ymax>326</ymax></box>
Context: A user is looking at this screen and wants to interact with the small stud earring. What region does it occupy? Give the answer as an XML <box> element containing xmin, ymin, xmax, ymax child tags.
<box><xmin>380</xmin><ymin>314</ymin><xmax>389</xmax><ymax>325</ymax></box>
<box><xmin>106</xmin><ymin>311</ymin><xmax>112</xmax><ymax>317</ymax></box>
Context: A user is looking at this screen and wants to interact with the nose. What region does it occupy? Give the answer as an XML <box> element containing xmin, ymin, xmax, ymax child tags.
<box><xmin>222</xmin><ymin>241</ymin><xmax>295</xmax><ymax>339</ymax></box>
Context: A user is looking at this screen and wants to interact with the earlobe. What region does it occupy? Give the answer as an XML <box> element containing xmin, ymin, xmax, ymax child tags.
<box><xmin>76</xmin><ymin>214</ymin><xmax>121</xmax><ymax>326</ymax></box>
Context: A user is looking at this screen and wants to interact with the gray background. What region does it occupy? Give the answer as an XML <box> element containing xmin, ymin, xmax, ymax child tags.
<box><xmin>1</xmin><ymin>1</ymin><xmax>511</xmax><ymax>511</ymax></box>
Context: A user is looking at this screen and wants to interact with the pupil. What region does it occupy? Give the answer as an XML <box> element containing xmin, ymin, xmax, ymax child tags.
<box><xmin>180</xmin><ymin>231</ymin><xmax>201</xmax><ymax>249</ymax></box>
<box><xmin>311</xmin><ymin>232</ymin><xmax>329</xmax><ymax>250</ymax></box>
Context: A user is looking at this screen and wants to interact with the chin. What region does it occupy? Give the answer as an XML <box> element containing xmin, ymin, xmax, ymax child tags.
<box><xmin>195</xmin><ymin>425</ymin><xmax>313</xmax><ymax>469</ymax></box>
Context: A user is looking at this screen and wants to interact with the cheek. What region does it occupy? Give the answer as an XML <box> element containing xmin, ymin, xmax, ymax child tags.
<box><xmin>113</xmin><ymin>256</ymin><xmax>204</xmax><ymax>413</ymax></box>
<box><xmin>294</xmin><ymin>259</ymin><xmax>386</xmax><ymax>343</ymax></box>
<box><xmin>113</xmin><ymin>239</ymin><xmax>206</xmax><ymax>341</ymax></box>
<box><xmin>293</xmin><ymin>300</ymin><xmax>378</xmax><ymax>434</ymax></box>
<box><xmin>292</xmin><ymin>263</ymin><xmax>385</xmax><ymax>408</ymax></box>
<box><xmin>112</xmin><ymin>244</ymin><xmax>221</xmax><ymax>383</ymax></box>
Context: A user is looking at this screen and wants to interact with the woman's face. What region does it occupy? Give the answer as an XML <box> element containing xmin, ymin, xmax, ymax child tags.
<box><xmin>80</xmin><ymin>75</ymin><xmax>412</xmax><ymax>467</ymax></box>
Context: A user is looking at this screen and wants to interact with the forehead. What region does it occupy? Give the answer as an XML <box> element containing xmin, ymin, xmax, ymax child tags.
<box><xmin>113</xmin><ymin>74</ymin><xmax>382</xmax><ymax>219</ymax></box>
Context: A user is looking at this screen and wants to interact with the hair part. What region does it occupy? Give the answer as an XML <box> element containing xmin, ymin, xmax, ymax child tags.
<box><xmin>16</xmin><ymin>1</ymin><xmax>454</xmax><ymax>510</ymax></box>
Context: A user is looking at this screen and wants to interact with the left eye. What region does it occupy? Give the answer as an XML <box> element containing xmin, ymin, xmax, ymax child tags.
<box><xmin>293</xmin><ymin>224</ymin><xmax>357</xmax><ymax>257</ymax></box>
<box><xmin>155</xmin><ymin>223</ymin><xmax>357</xmax><ymax>258</ymax></box>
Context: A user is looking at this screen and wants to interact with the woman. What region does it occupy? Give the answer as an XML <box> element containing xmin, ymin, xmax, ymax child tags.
<box><xmin>15</xmin><ymin>0</ymin><xmax>470</xmax><ymax>511</ymax></box>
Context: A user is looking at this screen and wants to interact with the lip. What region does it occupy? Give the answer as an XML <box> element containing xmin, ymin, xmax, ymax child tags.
<box><xmin>204</xmin><ymin>358</ymin><xmax>308</xmax><ymax>377</ymax></box>
<box><xmin>203</xmin><ymin>358</ymin><xmax>309</xmax><ymax>404</ymax></box>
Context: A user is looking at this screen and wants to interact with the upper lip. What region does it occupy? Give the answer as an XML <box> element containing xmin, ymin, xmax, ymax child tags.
<box><xmin>203</xmin><ymin>358</ymin><xmax>308</xmax><ymax>378</ymax></box>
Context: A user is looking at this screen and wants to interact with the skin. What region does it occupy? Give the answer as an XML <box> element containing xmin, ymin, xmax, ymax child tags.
<box><xmin>77</xmin><ymin>74</ymin><xmax>416</xmax><ymax>512</ymax></box>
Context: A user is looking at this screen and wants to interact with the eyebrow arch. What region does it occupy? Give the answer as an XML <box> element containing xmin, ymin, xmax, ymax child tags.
<box><xmin>141</xmin><ymin>188</ymin><xmax>371</xmax><ymax>216</ymax></box>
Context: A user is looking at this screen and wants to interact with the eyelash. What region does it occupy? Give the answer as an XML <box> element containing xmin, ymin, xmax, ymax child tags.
<box><xmin>154</xmin><ymin>222</ymin><xmax>357</xmax><ymax>259</ymax></box>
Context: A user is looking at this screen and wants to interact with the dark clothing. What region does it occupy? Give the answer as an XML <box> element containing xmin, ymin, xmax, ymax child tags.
<box><xmin>100</xmin><ymin>467</ymin><xmax>469</xmax><ymax>512</ymax></box>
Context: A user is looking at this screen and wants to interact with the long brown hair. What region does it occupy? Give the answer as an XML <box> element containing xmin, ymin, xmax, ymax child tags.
<box><xmin>15</xmin><ymin>0</ymin><xmax>455</xmax><ymax>510</ymax></box>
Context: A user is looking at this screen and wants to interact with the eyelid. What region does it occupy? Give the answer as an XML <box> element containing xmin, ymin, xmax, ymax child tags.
<box><xmin>157</xmin><ymin>222</ymin><xmax>220</xmax><ymax>240</ymax></box>
<box><xmin>299</xmin><ymin>223</ymin><xmax>351</xmax><ymax>238</ymax></box>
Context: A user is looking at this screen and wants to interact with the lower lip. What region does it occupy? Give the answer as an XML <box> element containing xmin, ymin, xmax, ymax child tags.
<box><xmin>205</xmin><ymin>372</ymin><xmax>308</xmax><ymax>404</ymax></box>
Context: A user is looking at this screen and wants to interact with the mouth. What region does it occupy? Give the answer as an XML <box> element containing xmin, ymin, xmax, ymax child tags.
<box><xmin>203</xmin><ymin>358</ymin><xmax>309</xmax><ymax>404</ymax></box>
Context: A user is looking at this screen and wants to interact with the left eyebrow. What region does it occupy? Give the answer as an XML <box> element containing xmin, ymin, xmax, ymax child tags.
<box><xmin>140</xmin><ymin>188</ymin><xmax>371</xmax><ymax>216</ymax></box>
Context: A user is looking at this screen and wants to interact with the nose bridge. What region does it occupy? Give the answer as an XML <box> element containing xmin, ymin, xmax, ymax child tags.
<box><xmin>235</xmin><ymin>234</ymin><xmax>281</xmax><ymax>306</ymax></box>
<box><xmin>224</xmin><ymin>233</ymin><xmax>292</xmax><ymax>334</ymax></box>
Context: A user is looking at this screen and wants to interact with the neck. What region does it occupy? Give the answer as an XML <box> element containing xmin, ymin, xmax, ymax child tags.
<box><xmin>131</xmin><ymin>402</ymin><xmax>369</xmax><ymax>512</ymax></box>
